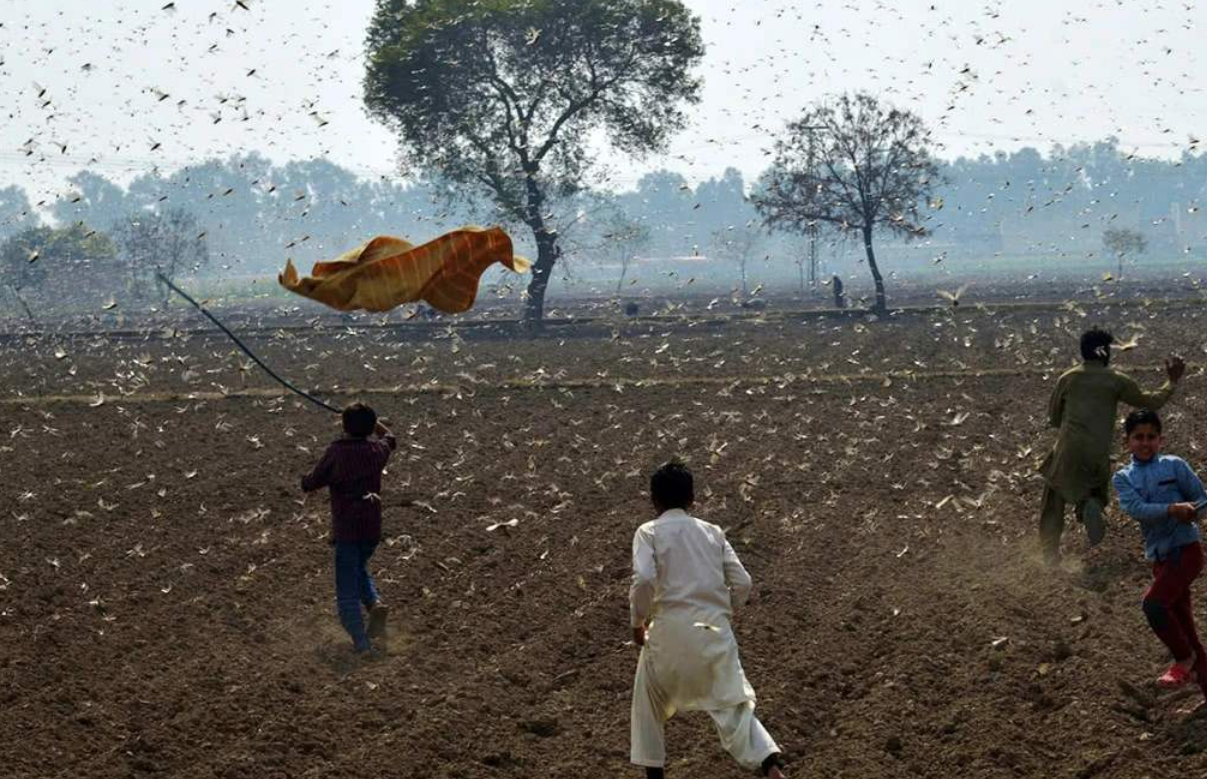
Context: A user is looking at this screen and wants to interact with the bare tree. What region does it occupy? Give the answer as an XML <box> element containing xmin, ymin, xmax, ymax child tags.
<box><xmin>1103</xmin><ymin>228</ymin><xmax>1147</xmax><ymax>280</ymax></box>
<box><xmin>598</xmin><ymin>210</ymin><xmax>652</xmax><ymax>294</ymax></box>
<box><xmin>111</xmin><ymin>209</ymin><xmax>208</xmax><ymax>306</ymax></box>
<box><xmin>710</xmin><ymin>221</ymin><xmax>766</xmax><ymax>298</ymax></box>
<box><xmin>4</xmin><ymin>285</ymin><xmax>37</xmax><ymax>326</ymax></box>
<box><xmin>753</xmin><ymin>93</ymin><xmax>940</xmax><ymax>313</ymax></box>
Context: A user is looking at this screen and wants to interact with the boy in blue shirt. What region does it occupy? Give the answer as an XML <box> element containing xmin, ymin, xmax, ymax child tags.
<box><xmin>1113</xmin><ymin>409</ymin><xmax>1207</xmax><ymax>704</ymax></box>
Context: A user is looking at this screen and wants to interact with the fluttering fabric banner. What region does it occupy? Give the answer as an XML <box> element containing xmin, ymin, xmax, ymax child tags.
<box><xmin>279</xmin><ymin>225</ymin><xmax>530</xmax><ymax>313</ymax></box>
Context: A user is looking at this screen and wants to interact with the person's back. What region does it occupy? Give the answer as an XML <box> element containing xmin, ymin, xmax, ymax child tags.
<box><xmin>1049</xmin><ymin>362</ymin><xmax>1152</xmax><ymax>489</ymax></box>
<box><xmin>629</xmin><ymin>462</ymin><xmax>784</xmax><ymax>779</ymax></box>
<box><xmin>633</xmin><ymin>510</ymin><xmax>749</xmax><ymax>628</ymax></box>
<box><xmin>1037</xmin><ymin>327</ymin><xmax>1183</xmax><ymax>564</ymax></box>
<box><xmin>301</xmin><ymin>403</ymin><xmax>397</xmax><ymax>653</ymax></box>
<box><xmin>306</xmin><ymin>435</ymin><xmax>393</xmax><ymax>542</ymax></box>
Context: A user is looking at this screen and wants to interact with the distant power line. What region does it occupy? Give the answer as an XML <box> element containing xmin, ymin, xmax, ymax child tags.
<box><xmin>0</xmin><ymin>150</ymin><xmax>401</xmax><ymax>179</ymax></box>
<box><xmin>931</xmin><ymin>130</ymin><xmax>1194</xmax><ymax>150</ymax></box>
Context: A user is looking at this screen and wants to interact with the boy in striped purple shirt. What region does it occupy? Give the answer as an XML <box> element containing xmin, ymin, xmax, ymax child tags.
<box><xmin>302</xmin><ymin>402</ymin><xmax>397</xmax><ymax>653</ymax></box>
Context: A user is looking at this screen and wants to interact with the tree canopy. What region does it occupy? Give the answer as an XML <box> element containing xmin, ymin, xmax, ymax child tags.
<box><xmin>1103</xmin><ymin>227</ymin><xmax>1147</xmax><ymax>279</ymax></box>
<box><xmin>111</xmin><ymin>208</ymin><xmax>210</xmax><ymax>305</ymax></box>
<box><xmin>0</xmin><ymin>185</ymin><xmax>40</xmax><ymax>244</ymax></box>
<box><xmin>364</xmin><ymin>0</ymin><xmax>704</xmax><ymax>320</ymax></box>
<box><xmin>753</xmin><ymin>92</ymin><xmax>940</xmax><ymax>313</ymax></box>
<box><xmin>0</xmin><ymin>223</ymin><xmax>116</xmax><ymax>295</ymax></box>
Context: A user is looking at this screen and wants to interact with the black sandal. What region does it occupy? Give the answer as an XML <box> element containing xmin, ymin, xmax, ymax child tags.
<box><xmin>761</xmin><ymin>753</ymin><xmax>786</xmax><ymax>776</ymax></box>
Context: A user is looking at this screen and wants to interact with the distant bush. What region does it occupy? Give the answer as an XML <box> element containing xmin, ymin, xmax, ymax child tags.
<box><xmin>1</xmin><ymin>223</ymin><xmax>116</xmax><ymax>302</ymax></box>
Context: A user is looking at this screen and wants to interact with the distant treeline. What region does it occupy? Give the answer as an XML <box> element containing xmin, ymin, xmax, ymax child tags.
<box><xmin>1</xmin><ymin>138</ymin><xmax>1204</xmax><ymax>301</ymax></box>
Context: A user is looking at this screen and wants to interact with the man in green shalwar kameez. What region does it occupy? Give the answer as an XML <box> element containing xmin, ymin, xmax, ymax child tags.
<box><xmin>1039</xmin><ymin>327</ymin><xmax>1186</xmax><ymax>564</ymax></box>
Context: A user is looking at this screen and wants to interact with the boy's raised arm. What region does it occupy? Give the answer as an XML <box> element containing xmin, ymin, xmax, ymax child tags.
<box><xmin>722</xmin><ymin>536</ymin><xmax>752</xmax><ymax>610</ymax></box>
<box><xmin>372</xmin><ymin>419</ymin><xmax>398</xmax><ymax>466</ymax></box>
<box><xmin>1118</xmin><ymin>357</ymin><xmax>1184</xmax><ymax>410</ymax></box>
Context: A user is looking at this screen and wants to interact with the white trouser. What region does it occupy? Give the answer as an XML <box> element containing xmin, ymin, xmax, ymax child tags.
<box><xmin>631</xmin><ymin>671</ymin><xmax>778</xmax><ymax>769</ymax></box>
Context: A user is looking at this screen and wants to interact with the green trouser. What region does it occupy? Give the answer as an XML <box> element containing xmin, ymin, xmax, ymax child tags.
<box><xmin>1039</xmin><ymin>484</ymin><xmax>1108</xmax><ymax>560</ymax></box>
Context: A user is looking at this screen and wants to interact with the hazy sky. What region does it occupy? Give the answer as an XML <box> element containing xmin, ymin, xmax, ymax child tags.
<box><xmin>1</xmin><ymin>0</ymin><xmax>1204</xmax><ymax>205</ymax></box>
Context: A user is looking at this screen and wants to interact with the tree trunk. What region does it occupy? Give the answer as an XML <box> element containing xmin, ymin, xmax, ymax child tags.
<box><xmin>862</xmin><ymin>224</ymin><xmax>887</xmax><ymax>313</ymax></box>
<box><xmin>7</xmin><ymin>286</ymin><xmax>37</xmax><ymax>327</ymax></box>
<box><xmin>158</xmin><ymin>259</ymin><xmax>174</xmax><ymax>310</ymax></box>
<box><xmin>523</xmin><ymin>229</ymin><xmax>558</xmax><ymax>323</ymax></box>
<box><xmin>520</xmin><ymin>167</ymin><xmax>559</xmax><ymax>323</ymax></box>
<box><xmin>616</xmin><ymin>258</ymin><xmax>629</xmax><ymax>294</ymax></box>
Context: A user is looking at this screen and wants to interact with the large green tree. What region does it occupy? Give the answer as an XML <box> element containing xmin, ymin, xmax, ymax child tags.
<box><xmin>364</xmin><ymin>0</ymin><xmax>704</xmax><ymax>321</ymax></box>
<box><xmin>753</xmin><ymin>93</ymin><xmax>940</xmax><ymax>314</ymax></box>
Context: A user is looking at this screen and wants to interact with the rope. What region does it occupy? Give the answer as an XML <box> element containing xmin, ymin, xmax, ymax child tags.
<box><xmin>156</xmin><ymin>271</ymin><xmax>340</xmax><ymax>413</ymax></box>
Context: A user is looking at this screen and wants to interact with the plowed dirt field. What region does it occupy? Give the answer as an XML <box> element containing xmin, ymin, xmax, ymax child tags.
<box><xmin>4</xmin><ymin>301</ymin><xmax>1207</xmax><ymax>778</ymax></box>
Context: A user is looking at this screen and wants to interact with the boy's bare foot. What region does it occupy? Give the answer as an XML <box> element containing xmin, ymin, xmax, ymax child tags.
<box><xmin>767</xmin><ymin>768</ymin><xmax>787</xmax><ymax>779</ymax></box>
<box><xmin>367</xmin><ymin>602</ymin><xmax>389</xmax><ymax>641</ymax></box>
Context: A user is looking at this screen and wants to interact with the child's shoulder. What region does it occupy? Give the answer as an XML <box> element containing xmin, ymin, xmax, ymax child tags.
<box><xmin>635</xmin><ymin>518</ymin><xmax>660</xmax><ymax>536</ymax></box>
<box><xmin>688</xmin><ymin>515</ymin><xmax>728</xmax><ymax>539</ymax></box>
<box><xmin>1157</xmin><ymin>453</ymin><xmax>1193</xmax><ymax>471</ymax></box>
<box><xmin>1114</xmin><ymin>457</ymin><xmax>1143</xmax><ymax>480</ymax></box>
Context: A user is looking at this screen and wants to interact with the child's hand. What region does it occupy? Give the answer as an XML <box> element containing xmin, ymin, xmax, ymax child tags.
<box><xmin>1169</xmin><ymin>503</ymin><xmax>1198</xmax><ymax>523</ymax></box>
<box><xmin>374</xmin><ymin>419</ymin><xmax>391</xmax><ymax>437</ymax></box>
<box><xmin>1167</xmin><ymin>356</ymin><xmax>1187</xmax><ymax>384</ymax></box>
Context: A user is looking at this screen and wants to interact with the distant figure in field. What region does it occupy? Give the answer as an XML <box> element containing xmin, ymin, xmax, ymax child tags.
<box><xmin>629</xmin><ymin>461</ymin><xmax>786</xmax><ymax>779</ymax></box>
<box><xmin>302</xmin><ymin>403</ymin><xmax>396</xmax><ymax>653</ymax></box>
<box><xmin>1038</xmin><ymin>327</ymin><xmax>1185</xmax><ymax>565</ymax></box>
<box><xmin>1114</xmin><ymin>409</ymin><xmax>1207</xmax><ymax>712</ymax></box>
<box><xmin>832</xmin><ymin>275</ymin><xmax>845</xmax><ymax>309</ymax></box>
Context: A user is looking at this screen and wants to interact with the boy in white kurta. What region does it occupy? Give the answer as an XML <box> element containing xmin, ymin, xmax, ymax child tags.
<box><xmin>630</xmin><ymin>461</ymin><xmax>786</xmax><ymax>778</ymax></box>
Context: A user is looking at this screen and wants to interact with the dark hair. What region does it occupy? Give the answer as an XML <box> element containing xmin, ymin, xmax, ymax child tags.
<box><xmin>342</xmin><ymin>402</ymin><xmax>377</xmax><ymax>438</ymax></box>
<box><xmin>1080</xmin><ymin>327</ymin><xmax>1114</xmax><ymax>363</ymax></box>
<box><xmin>650</xmin><ymin>460</ymin><xmax>694</xmax><ymax>510</ymax></box>
<box><xmin>1124</xmin><ymin>409</ymin><xmax>1162</xmax><ymax>436</ymax></box>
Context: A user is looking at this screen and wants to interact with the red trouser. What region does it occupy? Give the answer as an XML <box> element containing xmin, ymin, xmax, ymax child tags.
<box><xmin>1143</xmin><ymin>541</ymin><xmax>1207</xmax><ymax>697</ymax></box>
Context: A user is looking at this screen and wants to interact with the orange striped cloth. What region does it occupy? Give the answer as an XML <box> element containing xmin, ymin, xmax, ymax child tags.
<box><xmin>278</xmin><ymin>225</ymin><xmax>530</xmax><ymax>313</ymax></box>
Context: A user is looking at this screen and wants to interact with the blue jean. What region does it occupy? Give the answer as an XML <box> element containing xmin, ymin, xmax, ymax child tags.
<box><xmin>334</xmin><ymin>541</ymin><xmax>379</xmax><ymax>651</ymax></box>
